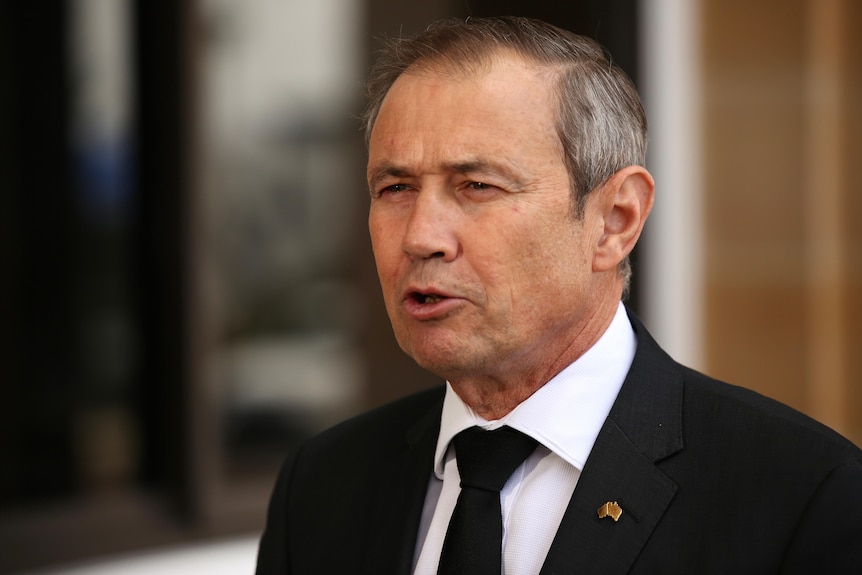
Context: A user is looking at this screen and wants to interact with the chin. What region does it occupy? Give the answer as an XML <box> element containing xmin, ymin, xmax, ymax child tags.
<box><xmin>411</xmin><ymin>348</ymin><xmax>493</xmax><ymax>382</ymax></box>
<box><xmin>397</xmin><ymin>325</ymin><xmax>494</xmax><ymax>375</ymax></box>
<box><xmin>406</xmin><ymin>344</ymin><xmax>460</xmax><ymax>375</ymax></box>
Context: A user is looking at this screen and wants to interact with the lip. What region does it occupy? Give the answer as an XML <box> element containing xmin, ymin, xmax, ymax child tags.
<box><xmin>401</xmin><ymin>286</ymin><xmax>464</xmax><ymax>321</ymax></box>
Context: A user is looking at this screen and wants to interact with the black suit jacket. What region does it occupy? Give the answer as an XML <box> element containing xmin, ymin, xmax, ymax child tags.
<box><xmin>256</xmin><ymin>313</ymin><xmax>862</xmax><ymax>574</ymax></box>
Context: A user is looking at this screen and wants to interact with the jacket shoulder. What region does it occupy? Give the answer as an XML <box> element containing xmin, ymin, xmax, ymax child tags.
<box><xmin>625</xmin><ymin>308</ymin><xmax>859</xmax><ymax>457</ymax></box>
<box><xmin>303</xmin><ymin>384</ymin><xmax>445</xmax><ymax>453</ymax></box>
<box><xmin>278</xmin><ymin>384</ymin><xmax>445</xmax><ymax>483</ymax></box>
<box><xmin>679</xmin><ymin>363</ymin><xmax>860</xmax><ymax>456</ymax></box>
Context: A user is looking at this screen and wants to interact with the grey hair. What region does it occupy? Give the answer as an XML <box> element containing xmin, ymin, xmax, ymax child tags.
<box><xmin>363</xmin><ymin>16</ymin><xmax>646</xmax><ymax>294</ymax></box>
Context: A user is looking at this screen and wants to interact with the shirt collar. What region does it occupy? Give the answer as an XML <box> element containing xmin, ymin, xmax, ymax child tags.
<box><xmin>433</xmin><ymin>302</ymin><xmax>636</xmax><ymax>477</ymax></box>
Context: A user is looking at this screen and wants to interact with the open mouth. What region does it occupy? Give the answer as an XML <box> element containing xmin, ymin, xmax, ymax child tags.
<box><xmin>411</xmin><ymin>292</ymin><xmax>447</xmax><ymax>304</ymax></box>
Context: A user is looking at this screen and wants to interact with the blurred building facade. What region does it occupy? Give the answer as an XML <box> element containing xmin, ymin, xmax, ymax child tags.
<box><xmin>1</xmin><ymin>0</ymin><xmax>859</xmax><ymax>572</ymax></box>
<box><xmin>699</xmin><ymin>0</ymin><xmax>861</xmax><ymax>447</ymax></box>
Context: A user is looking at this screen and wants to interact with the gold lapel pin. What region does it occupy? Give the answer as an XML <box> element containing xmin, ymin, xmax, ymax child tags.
<box><xmin>597</xmin><ymin>501</ymin><xmax>623</xmax><ymax>522</ymax></box>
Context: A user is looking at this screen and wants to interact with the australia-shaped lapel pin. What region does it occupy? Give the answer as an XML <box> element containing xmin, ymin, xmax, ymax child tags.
<box><xmin>597</xmin><ymin>501</ymin><xmax>623</xmax><ymax>522</ymax></box>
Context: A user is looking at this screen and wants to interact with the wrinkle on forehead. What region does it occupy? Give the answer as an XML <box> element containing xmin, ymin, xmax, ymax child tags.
<box><xmin>370</xmin><ymin>50</ymin><xmax>567</xmax><ymax>169</ymax></box>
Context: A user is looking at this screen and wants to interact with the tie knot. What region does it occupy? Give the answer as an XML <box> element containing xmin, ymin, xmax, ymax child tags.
<box><xmin>453</xmin><ymin>426</ymin><xmax>539</xmax><ymax>492</ymax></box>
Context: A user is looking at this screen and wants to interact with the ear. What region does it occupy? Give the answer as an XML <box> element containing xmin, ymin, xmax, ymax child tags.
<box><xmin>591</xmin><ymin>166</ymin><xmax>655</xmax><ymax>273</ymax></box>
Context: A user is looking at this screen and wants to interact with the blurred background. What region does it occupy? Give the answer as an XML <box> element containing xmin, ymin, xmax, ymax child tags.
<box><xmin>1</xmin><ymin>0</ymin><xmax>859</xmax><ymax>572</ymax></box>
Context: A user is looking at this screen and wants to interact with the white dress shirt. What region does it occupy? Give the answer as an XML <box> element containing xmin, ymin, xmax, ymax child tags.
<box><xmin>412</xmin><ymin>302</ymin><xmax>636</xmax><ymax>575</ymax></box>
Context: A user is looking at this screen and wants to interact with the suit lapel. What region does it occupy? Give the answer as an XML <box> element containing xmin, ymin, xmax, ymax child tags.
<box><xmin>541</xmin><ymin>312</ymin><xmax>684</xmax><ymax>574</ymax></box>
<box><xmin>539</xmin><ymin>419</ymin><xmax>678</xmax><ymax>574</ymax></box>
<box><xmin>363</xmin><ymin>390</ymin><xmax>444</xmax><ymax>575</ymax></box>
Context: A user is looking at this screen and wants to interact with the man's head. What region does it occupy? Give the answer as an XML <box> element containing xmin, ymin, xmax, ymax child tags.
<box><xmin>364</xmin><ymin>17</ymin><xmax>647</xmax><ymax>205</ymax></box>
<box><xmin>365</xmin><ymin>17</ymin><xmax>653</xmax><ymax>412</ymax></box>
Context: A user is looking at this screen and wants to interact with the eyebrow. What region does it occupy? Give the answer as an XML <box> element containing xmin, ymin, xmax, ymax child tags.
<box><xmin>367</xmin><ymin>163</ymin><xmax>412</xmax><ymax>190</ymax></box>
<box><xmin>367</xmin><ymin>158</ymin><xmax>526</xmax><ymax>190</ymax></box>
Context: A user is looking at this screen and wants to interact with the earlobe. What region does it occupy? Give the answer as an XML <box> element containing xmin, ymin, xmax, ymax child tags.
<box><xmin>592</xmin><ymin>166</ymin><xmax>655</xmax><ymax>272</ymax></box>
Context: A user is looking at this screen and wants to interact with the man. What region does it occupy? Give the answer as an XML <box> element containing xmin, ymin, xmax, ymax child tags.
<box><xmin>257</xmin><ymin>16</ymin><xmax>862</xmax><ymax>574</ymax></box>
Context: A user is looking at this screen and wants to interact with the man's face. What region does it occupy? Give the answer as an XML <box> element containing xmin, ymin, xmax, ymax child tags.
<box><xmin>367</xmin><ymin>55</ymin><xmax>609</xmax><ymax>384</ymax></box>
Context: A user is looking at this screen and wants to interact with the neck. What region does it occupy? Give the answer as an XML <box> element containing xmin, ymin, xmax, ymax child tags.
<box><xmin>451</xmin><ymin>382</ymin><xmax>540</xmax><ymax>420</ymax></box>
<box><xmin>450</xmin><ymin>298</ymin><xmax>621</xmax><ymax>420</ymax></box>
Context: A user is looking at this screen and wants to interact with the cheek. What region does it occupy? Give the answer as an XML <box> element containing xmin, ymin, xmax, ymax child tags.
<box><xmin>519</xmin><ymin>222</ymin><xmax>586</xmax><ymax>291</ymax></box>
<box><xmin>372</xmin><ymin>249</ymin><xmax>401</xmax><ymax>293</ymax></box>
<box><xmin>369</xmin><ymin>214</ymin><xmax>398</xmax><ymax>263</ymax></box>
<box><xmin>471</xmin><ymin>225</ymin><xmax>550</xmax><ymax>306</ymax></box>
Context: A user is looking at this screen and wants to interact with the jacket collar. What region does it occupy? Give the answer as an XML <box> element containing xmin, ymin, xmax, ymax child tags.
<box><xmin>539</xmin><ymin>309</ymin><xmax>684</xmax><ymax>574</ymax></box>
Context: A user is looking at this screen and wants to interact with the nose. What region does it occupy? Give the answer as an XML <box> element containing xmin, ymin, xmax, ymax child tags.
<box><xmin>401</xmin><ymin>189</ymin><xmax>459</xmax><ymax>261</ymax></box>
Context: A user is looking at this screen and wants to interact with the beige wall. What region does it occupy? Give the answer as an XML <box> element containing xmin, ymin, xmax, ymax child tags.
<box><xmin>701</xmin><ymin>0</ymin><xmax>861</xmax><ymax>444</ymax></box>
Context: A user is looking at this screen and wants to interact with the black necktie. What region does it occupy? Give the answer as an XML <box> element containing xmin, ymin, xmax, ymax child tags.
<box><xmin>437</xmin><ymin>426</ymin><xmax>539</xmax><ymax>575</ymax></box>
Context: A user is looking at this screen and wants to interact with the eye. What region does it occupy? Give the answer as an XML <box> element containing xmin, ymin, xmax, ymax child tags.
<box><xmin>372</xmin><ymin>183</ymin><xmax>413</xmax><ymax>199</ymax></box>
<box><xmin>461</xmin><ymin>181</ymin><xmax>501</xmax><ymax>200</ymax></box>
<box><xmin>381</xmin><ymin>183</ymin><xmax>411</xmax><ymax>194</ymax></box>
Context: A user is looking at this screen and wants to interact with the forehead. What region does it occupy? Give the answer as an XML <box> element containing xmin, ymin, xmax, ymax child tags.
<box><xmin>368</xmin><ymin>54</ymin><xmax>563</xmax><ymax>177</ymax></box>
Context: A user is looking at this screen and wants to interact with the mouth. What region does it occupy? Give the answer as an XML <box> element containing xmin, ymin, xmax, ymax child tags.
<box><xmin>410</xmin><ymin>292</ymin><xmax>448</xmax><ymax>304</ymax></box>
<box><xmin>402</xmin><ymin>288</ymin><xmax>461</xmax><ymax>320</ymax></box>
